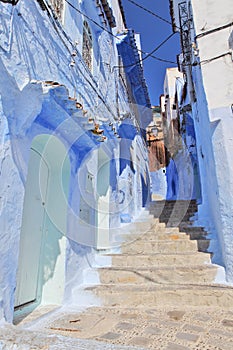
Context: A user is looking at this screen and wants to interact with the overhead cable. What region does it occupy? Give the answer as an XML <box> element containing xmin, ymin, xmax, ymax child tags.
<box><xmin>182</xmin><ymin>51</ymin><xmax>232</xmax><ymax>69</ymax></box>
<box><xmin>126</xmin><ymin>0</ymin><xmax>173</xmax><ymax>26</ymax></box>
<box><xmin>118</xmin><ymin>32</ymin><xmax>177</xmax><ymax>69</ymax></box>
<box><xmin>139</xmin><ymin>32</ymin><xmax>176</xmax><ymax>63</ymax></box>
<box><xmin>28</xmin><ymin>0</ymin><xmax>117</xmax><ymax>119</ymax></box>
<box><xmin>200</xmin><ymin>52</ymin><xmax>232</xmax><ymax>65</ymax></box>
<box><xmin>196</xmin><ymin>21</ymin><xmax>233</xmax><ymax>40</ymax></box>
<box><xmin>64</xmin><ymin>0</ymin><xmax>177</xmax><ymax>65</ymax></box>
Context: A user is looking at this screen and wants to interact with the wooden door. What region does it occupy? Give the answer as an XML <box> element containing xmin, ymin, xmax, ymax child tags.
<box><xmin>14</xmin><ymin>149</ymin><xmax>49</xmax><ymax>308</ymax></box>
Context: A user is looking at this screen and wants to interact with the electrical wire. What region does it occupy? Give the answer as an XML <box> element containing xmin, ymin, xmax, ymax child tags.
<box><xmin>64</xmin><ymin>0</ymin><xmax>177</xmax><ymax>65</ymax></box>
<box><xmin>69</xmin><ymin>1</ymin><xmax>233</xmax><ymax>70</ymax></box>
<box><xmin>45</xmin><ymin>0</ymin><xmax>149</xmax><ymax>116</ymax></box>
<box><xmin>181</xmin><ymin>51</ymin><xmax>232</xmax><ymax>69</ymax></box>
<box><xmin>200</xmin><ymin>52</ymin><xmax>231</xmax><ymax>65</ymax></box>
<box><xmin>23</xmin><ymin>0</ymin><xmax>118</xmax><ymax>119</ymax></box>
<box><xmin>141</xmin><ymin>32</ymin><xmax>176</xmax><ymax>62</ymax></box>
<box><xmin>31</xmin><ymin>0</ymin><xmax>178</xmax><ymax>111</ymax></box>
<box><xmin>117</xmin><ymin>32</ymin><xmax>176</xmax><ymax>69</ymax></box>
<box><xmin>125</xmin><ymin>0</ymin><xmax>172</xmax><ymax>27</ymax></box>
<box><xmin>196</xmin><ymin>21</ymin><xmax>233</xmax><ymax>40</ymax></box>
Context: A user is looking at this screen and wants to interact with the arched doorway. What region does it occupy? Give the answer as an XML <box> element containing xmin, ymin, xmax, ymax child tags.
<box><xmin>14</xmin><ymin>135</ymin><xmax>70</xmax><ymax>312</ymax></box>
<box><xmin>96</xmin><ymin>147</ymin><xmax>111</xmax><ymax>249</ymax></box>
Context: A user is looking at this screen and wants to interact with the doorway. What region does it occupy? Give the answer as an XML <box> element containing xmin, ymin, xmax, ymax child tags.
<box><xmin>14</xmin><ymin>135</ymin><xmax>70</xmax><ymax>312</ymax></box>
<box><xmin>96</xmin><ymin>148</ymin><xmax>111</xmax><ymax>249</ymax></box>
<box><xmin>14</xmin><ymin>148</ymin><xmax>49</xmax><ymax>308</ymax></box>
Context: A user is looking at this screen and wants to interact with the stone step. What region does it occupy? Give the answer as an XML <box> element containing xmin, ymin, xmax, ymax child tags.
<box><xmin>109</xmin><ymin>252</ymin><xmax>212</xmax><ymax>267</ymax></box>
<box><xmin>126</xmin><ymin>231</ymin><xmax>211</xmax><ymax>253</ymax></box>
<box><xmin>150</xmin><ymin>206</ymin><xmax>197</xmax><ymax>212</ymax></box>
<box><xmin>166</xmin><ymin>221</ymin><xmax>195</xmax><ymax>227</ymax></box>
<box><xmin>151</xmin><ymin>227</ymin><xmax>187</xmax><ymax>236</ymax></box>
<box><xmin>98</xmin><ymin>264</ymin><xmax>218</xmax><ymax>285</ymax></box>
<box><xmin>181</xmin><ymin>226</ymin><xmax>205</xmax><ymax>232</ymax></box>
<box><xmin>121</xmin><ymin>239</ymin><xmax>199</xmax><ymax>254</ymax></box>
<box><xmin>151</xmin><ymin>226</ymin><xmax>180</xmax><ymax>233</ymax></box>
<box><xmin>118</xmin><ymin>231</ymin><xmax>190</xmax><ymax>242</ymax></box>
<box><xmin>111</xmin><ymin>220</ymin><xmax>155</xmax><ymax>243</ymax></box>
<box><xmin>196</xmin><ymin>239</ymin><xmax>211</xmax><ymax>253</ymax></box>
<box><xmin>117</xmin><ymin>220</ymin><xmax>155</xmax><ymax>233</ymax></box>
<box><xmin>157</xmin><ymin>213</ymin><xmax>195</xmax><ymax>220</ymax></box>
<box><xmin>149</xmin><ymin>206</ymin><xmax>197</xmax><ymax>214</ymax></box>
<box><xmin>150</xmin><ymin>206</ymin><xmax>197</xmax><ymax>213</ymax></box>
<box><xmin>113</xmin><ymin>223</ymin><xmax>174</xmax><ymax>244</ymax></box>
<box><xmin>180</xmin><ymin>229</ymin><xmax>211</xmax><ymax>247</ymax></box>
<box><xmin>148</xmin><ymin>199</ymin><xmax>197</xmax><ymax>207</ymax></box>
<box><xmin>86</xmin><ymin>284</ymin><xmax>233</xmax><ymax>308</ymax></box>
<box><xmin>130</xmin><ymin>221</ymin><xmax>164</xmax><ymax>230</ymax></box>
<box><xmin>158</xmin><ymin>220</ymin><xmax>195</xmax><ymax>227</ymax></box>
<box><xmin>178</xmin><ymin>222</ymin><xmax>198</xmax><ymax>229</ymax></box>
<box><xmin>151</xmin><ymin>215</ymin><xmax>197</xmax><ymax>222</ymax></box>
<box><xmin>188</xmin><ymin>231</ymin><xmax>208</xmax><ymax>240</ymax></box>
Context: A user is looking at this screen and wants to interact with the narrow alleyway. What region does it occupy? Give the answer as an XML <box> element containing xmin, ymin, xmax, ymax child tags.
<box><xmin>2</xmin><ymin>200</ymin><xmax>233</xmax><ymax>349</ymax></box>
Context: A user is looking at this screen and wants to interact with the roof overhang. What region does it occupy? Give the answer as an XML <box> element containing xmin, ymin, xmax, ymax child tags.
<box><xmin>100</xmin><ymin>0</ymin><xmax>116</xmax><ymax>28</ymax></box>
<box><xmin>169</xmin><ymin>0</ymin><xmax>180</xmax><ymax>32</ymax></box>
<box><xmin>117</xmin><ymin>0</ymin><xmax>127</xmax><ymax>28</ymax></box>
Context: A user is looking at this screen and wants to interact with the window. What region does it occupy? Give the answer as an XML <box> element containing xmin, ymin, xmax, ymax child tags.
<box><xmin>82</xmin><ymin>21</ymin><xmax>93</xmax><ymax>71</ymax></box>
<box><xmin>50</xmin><ymin>0</ymin><xmax>64</xmax><ymax>21</ymax></box>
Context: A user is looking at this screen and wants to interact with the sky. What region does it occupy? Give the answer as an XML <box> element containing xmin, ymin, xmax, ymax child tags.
<box><xmin>121</xmin><ymin>0</ymin><xmax>181</xmax><ymax>106</ymax></box>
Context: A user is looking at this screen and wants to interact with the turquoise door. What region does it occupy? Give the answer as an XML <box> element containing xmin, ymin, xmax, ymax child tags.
<box><xmin>14</xmin><ymin>149</ymin><xmax>49</xmax><ymax>308</ymax></box>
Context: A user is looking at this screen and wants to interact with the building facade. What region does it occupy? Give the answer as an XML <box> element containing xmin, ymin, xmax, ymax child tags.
<box><xmin>0</xmin><ymin>0</ymin><xmax>151</xmax><ymax>322</ymax></box>
<box><xmin>146</xmin><ymin>106</ymin><xmax>167</xmax><ymax>200</ymax></box>
<box><xmin>169</xmin><ymin>0</ymin><xmax>233</xmax><ymax>281</ymax></box>
<box><xmin>161</xmin><ymin>67</ymin><xmax>201</xmax><ymax>201</ymax></box>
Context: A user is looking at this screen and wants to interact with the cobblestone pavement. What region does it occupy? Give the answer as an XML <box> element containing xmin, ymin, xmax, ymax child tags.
<box><xmin>39</xmin><ymin>305</ymin><xmax>233</xmax><ymax>349</ymax></box>
<box><xmin>2</xmin><ymin>304</ymin><xmax>233</xmax><ymax>349</ymax></box>
<box><xmin>0</xmin><ymin>322</ymin><xmax>146</xmax><ymax>350</ymax></box>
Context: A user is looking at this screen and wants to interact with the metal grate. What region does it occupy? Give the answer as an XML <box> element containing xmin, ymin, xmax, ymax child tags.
<box><xmin>178</xmin><ymin>1</ymin><xmax>192</xmax><ymax>66</ymax></box>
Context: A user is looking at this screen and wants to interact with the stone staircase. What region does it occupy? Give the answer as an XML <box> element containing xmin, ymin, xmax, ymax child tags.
<box><xmin>32</xmin><ymin>200</ymin><xmax>233</xmax><ymax>350</ymax></box>
<box><xmin>84</xmin><ymin>200</ymin><xmax>233</xmax><ymax>308</ymax></box>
